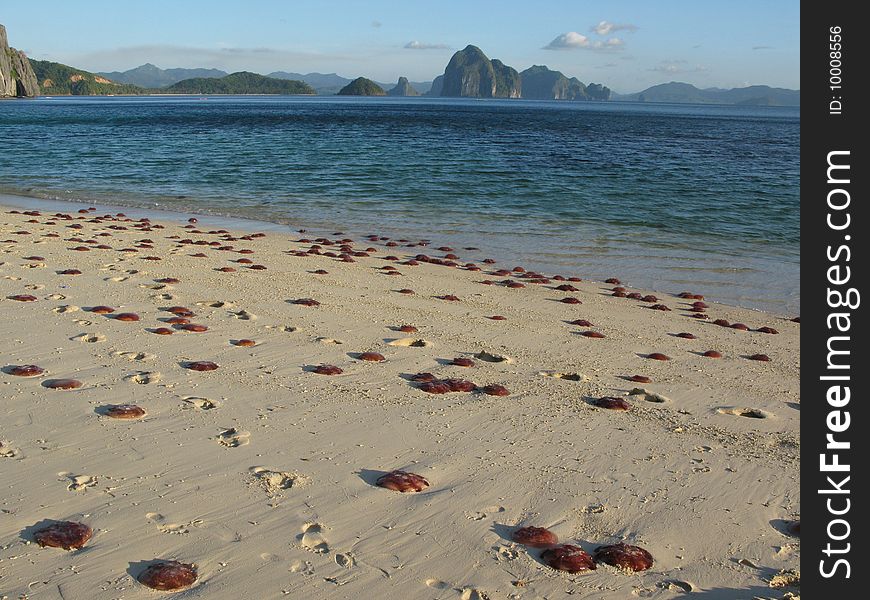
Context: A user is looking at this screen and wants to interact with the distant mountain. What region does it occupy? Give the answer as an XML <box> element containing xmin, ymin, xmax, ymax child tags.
<box><xmin>616</xmin><ymin>82</ymin><xmax>800</xmax><ymax>106</ymax></box>
<box><xmin>520</xmin><ymin>65</ymin><xmax>610</xmax><ymax>101</ymax></box>
<box><xmin>337</xmin><ymin>77</ymin><xmax>385</xmax><ymax>96</ymax></box>
<box><xmin>162</xmin><ymin>72</ymin><xmax>314</xmax><ymax>95</ymax></box>
<box><xmin>387</xmin><ymin>76</ymin><xmax>420</xmax><ymax>97</ymax></box>
<box><xmin>440</xmin><ymin>45</ymin><xmax>520</xmax><ymax>98</ymax></box>
<box><xmin>31</xmin><ymin>59</ymin><xmax>145</xmax><ymax>95</ymax></box>
<box><xmin>98</xmin><ymin>63</ymin><xmax>227</xmax><ymax>88</ymax></box>
<box><xmin>426</xmin><ymin>75</ymin><xmax>444</xmax><ymax>96</ymax></box>
<box><xmin>268</xmin><ymin>71</ymin><xmax>351</xmax><ymax>95</ymax></box>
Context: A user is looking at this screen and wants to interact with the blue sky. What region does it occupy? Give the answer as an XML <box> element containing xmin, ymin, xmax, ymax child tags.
<box><xmin>3</xmin><ymin>0</ymin><xmax>799</xmax><ymax>92</ymax></box>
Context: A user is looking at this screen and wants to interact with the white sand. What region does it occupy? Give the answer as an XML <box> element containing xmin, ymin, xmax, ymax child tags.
<box><xmin>0</xmin><ymin>202</ymin><xmax>799</xmax><ymax>599</ymax></box>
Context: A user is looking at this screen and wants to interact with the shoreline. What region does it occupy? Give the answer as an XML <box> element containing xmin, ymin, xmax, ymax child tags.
<box><xmin>0</xmin><ymin>192</ymin><xmax>799</xmax><ymax>318</ymax></box>
<box><xmin>0</xmin><ymin>201</ymin><xmax>800</xmax><ymax>598</ymax></box>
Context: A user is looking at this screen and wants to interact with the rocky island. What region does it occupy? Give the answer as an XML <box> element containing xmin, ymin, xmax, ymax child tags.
<box><xmin>1</xmin><ymin>24</ymin><xmax>39</xmax><ymax>98</ymax></box>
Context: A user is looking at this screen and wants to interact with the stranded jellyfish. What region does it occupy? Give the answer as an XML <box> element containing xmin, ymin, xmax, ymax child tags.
<box><xmin>358</xmin><ymin>352</ymin><xmax>385</xmax><ymax>362</ymax></box>
<box><xmin>114</xmin><ymin>313</ymin><xmax>140</xmax><ymax>322</ymax></box>
<box><xmin>411</xmin><ymin>372</ymin><xmax>436</xmax><ymax>382</ymax></box>
<box><xmin>480</xmin><ymin>384</ymin><xmax>510</xmax><ymax>396</ymax></box>
<box><xmin>594</xmin><ymin>397</ymin><xmax>631</xmax><ymax>411</ymax></box>
<box><xmin>439</xmin><ymin>295</ymin><xmax>460</xmax><ymax>301</ymax></box>
<box><xmin>398</xmin><ymin>289</ymin><xmax>415</xmax><ymax>294</ymax></box>
<box><xmin>137</xmin><ymin>560</ymin><xmax>198</xmax><ymax>591</ymax></box>
<box><xmin>594</xmin><ymin>543</ymin><xmax>654</xmax><ymax>571</ymax></box>
<box><xmin>541</xmin><ymin>545</ymin><xmax>596</xmax><ymax>574</ymax></box>
<box><xmin>569</xmin><ymin>319</ymin><xmax>593</xmax><ymax>326</ymax></box>
<box><xmin>730</xmin><ymin>323</ymin><xmax>749</xmax><ymax>331</ymax></box>
<box><xmin>560</xmin><ymin>297</ymin><xmax>582</xmax><ymax>304</ymax></box>
<box><xmin>748</xmin><ymin>354</ymin><xmax>771</xmax><ymax>362</ymax></box>
<box><xmin>488</xmin><ymin>315</ymin><xmax>507</xmax><ymax>320</ymax></box>
<box><xmin>512</xmin><ymin>526</ymin><xmax>558</xmax><ymax>547</ymax></box>
<box><xmin>629</xmin><ymin>375</ymin><xmax>652</xmax><ymax>383</ymax></box>
<box><xmin>152</xmin><ymin>327</ymin><xmax>174</xmax><ymax>335</ymax></box>
<box><xmin>8</xmin><ymin>364</ymin><xmax>44</xmax><ymax>377</ymax></box>
<box><xmin>675</xmin><ymin>332</ymin><xmax>697</xmax><ymax>339</ymax></box>
<box><xmin>180</xmin><ymin>324</ymin><xmax>208</xmax><ymax>332</ymax></box>
<box><xmin>185</xmin><ymin>361</ymin><xmax>219</xmax><ymax>371</ymax></box>
<box><xmin>398</xmin><ymin>325</ymin><xmax>418</xmax><ymax>333</ymax></box>
<box><xmin>293</xmin><ymin>298</ymin><xmax>320</xmax><ymax>307</ymax></box>
<box><xmin>703</xmin><ymin>350</ymin><xmax>723</xmax><ymax>358</ymax></box>
<box><xmin>580</xmin><ymin>331</ymin><xmax>605</xmax><ymax>338</ymax></box>
<box><xmin>233</xmin><ymin>339</ymin><xmax>256</xmax><ymax>347</ymax></box>
<box><xmin>605</xmin><ymin>278</ymin><xmax>621</xmax><ymax>285</ymax></box>
<box><xmin>756</xmin><ymin>326</ymin><xmax>779</xmax><ymax>334</ymax></box>
<box><xmin>8</xmin><ymin>294</ymin><xmax>37</xmax><ymax>302</ymax></box>
<box><xmin>105</xmin><ymin>404</ymin><xmax>146</xmax><ymax>419</ymax></box>
<box><xmin>713</xmin><ymin>319</ymin><xmax>730</xmax><ymax>327</ymax></box>
<box><xmin>376</xmin><ymin>470</ymin><xmax>430</xmax><ymax>492</ymax></box>
<box><xmin>89</xmin><ymin>306</ymin><xmax>115</xmax><ymax>314</ymax></box>
<box><xmin>313</xmin><ymin>365</ymin><xmax>342</xmax><ymax>375</ymax></box>
<box><xmin>451</xmin><ymin>358</ymin><xmax>475</xmax><ymax>367</ymax></box>
<box><xmin>33</xmin><ymin>521</ymin><xmax>93</xmax><ymax>550</ymax></box>
<box><xmin>43</xmin><ymin>379</ymin><xmax>83</xmax><ymax>390</ymax></box>
<box><xmin>647</xmin><ymin>353</ymin><xmax>670</xmax><ymax>361</ymax></box>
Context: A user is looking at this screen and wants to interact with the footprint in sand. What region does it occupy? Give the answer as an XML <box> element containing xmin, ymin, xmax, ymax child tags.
<box><xmin>53</xmin><ymin>305</ymin><xmax>80</xmax><ymax>314</ymax></box>
<box><xmin>539</xmin><ymin>371</ymin><xmax>589</xmax><ymax>382</ymax></box>
<box><xmin>426</xmin><ymin>579</ymin><xmax>451</xmax><ymax>590</ymax></box>
<box><xmin>125</xmin><ymin>371</ymin><xmax>161</xmax><ymax>385</ymax></box>
<box><xmin>140</xmin><ymin>283</ymin><xmax>166</xmax><ymax>290</ymax></box>
<box><xmin>182</xmin><ymin>396</ymin><xmax>220</xmax><ymax>410</ymax></box>
<box><xmin>334</xmin><ymin>553</ymin><xmax>354</xmax><ymax>568</ymax></box>
<box><xmin>659</xmin><ymin>580</ymin><xmax>695</xmax><ymax>593</ymax></box>
<box><xmin>46</xmin><ymin>293</ymin><xmax>67</xmax><ymax>300</ymax></box>
<box><xmin>24</xmin><ymin>284</ymin><xmax>44</xmax><ymax>290</ymax></box>
<box><xmin>474</xmin><ymin>351</ymin><xmax>512</xmax><ymax>363</ymax></box>
<box><xmin>107</xmin><ymin>276</ymin><xmax>129</xmax><ymax>282</ymax></box>
<box><xmin>298</xmin><ymin>522</ymin><xmax>330</xmax><ymax>554</ymax></box>
<box><xmin>317</xmin><ymin>337</ymin><xmax>344</xmax><ymax>345</ymax></box>
<box><xmin>265</xmin><ymin>324</ymin><xmax>297</xmax><ymax>333</ymax></box>
<box><xmin>59</xmin><ymin>472</ymin><xmax>98</xmax><ymax>492</ymax></box>
<box><xmin>629</xmin><ymin>388</ymin><xmax>671</xmax><ymax>404</ymax></box>
<box><xmin>232</xmin><ymin>310</ymin><xmax>257</xmax><ymax>321</ymax></box>
<box><xmin>72</xmin><ymin>332</ymin><xmax>107</xmax><ymax>343</ymax></box>
<box><xmin>717</xmin><ymin>406</ymin><xmax>771</xmax><ymax>419</ymax></box>
<box><xmin>460</xmin><ymin>589</ymin><xmax>490</xmax><ymax>600</ymax></box>
<box><xmin>2</xmin><ymin>275</ymin><xmax>22</xmax><ymax>281</ymax></box>
<box><xmin>387</xmin><ymin>338</ymin><xmax>433</xmax><ymax>348</ymax></box>
<box><xmin>151</xmin><ymin>292</ymin><xmax>174</xmax><ymax>301</ymax></box>
<box><xmin>216</xmin><ymin>428</ymin><xmax>250</xmax><ymax>448</ymax></box>
<box><xmin>112</xmin><ymin>351</ymin><xmax>156</xmax><ymax>362</ymax></box>
<box><xmin>250</xmin><ymin>466</ymin><xmax>309</xmax><ymax>496</ymax></box>
<box><xmin>0</xmin><ymin>441</ymin><xmax>20</xmax><ymax>458</ymax></box>
<box><xmin>197</xmin><ymin>300</ymin><xmax>234</xmax><ymax>309</ymax></box>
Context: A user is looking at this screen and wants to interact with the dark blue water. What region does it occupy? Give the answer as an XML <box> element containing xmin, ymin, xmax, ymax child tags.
<box><xmin>0</xmin><ymin>96</ymin><xmax>799</xmax><ymax>313</ymax></box>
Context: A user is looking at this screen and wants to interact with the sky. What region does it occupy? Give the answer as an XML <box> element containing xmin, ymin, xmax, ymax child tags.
<box><xmin>2</xmin><ymin>0</ymin><xmax>800</xmax><ymax>93</ymax></box>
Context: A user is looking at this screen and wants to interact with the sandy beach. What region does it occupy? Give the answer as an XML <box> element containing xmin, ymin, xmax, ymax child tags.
<box><xmin>0</xmin><ymin>201</ymin><xmax>799</xmax><ymax>599</ymax></box>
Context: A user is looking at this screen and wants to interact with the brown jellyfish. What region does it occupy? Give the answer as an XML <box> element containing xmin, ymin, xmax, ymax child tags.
<box><xmin>541</xmin><ymin>545</ymin><xmax>597</xmax><ymax>573</ymax></box>
<box><xmin>756</xmin><ymin>326</ymin><xmax>779</xmax><ymax>334</ymax></box>
<box><xmin>411</xmin><ymin>372</ymin><xmax>436</xmax><ymax>382</ymax></box>
<box><xmin>358</xmin><ymin>352</ymin><xmax>385</xmax><ymax>362</ymax></box>
<box><xmin>675</xmin><ymin>332</ymin><xmax>697</xmax><ymax>339</ymax></box>
<box><xmin>480</xmin><ymin>384</ymin><xmax>510</xmax><ymax>396</ymax></box>
<box><xmin>151</xmin><ymin>327</ymin><xmax>174</xmax><ymax>335</ymax></box>
<box><xmin>419</xmin><ymin>381</ymin><xmax>451</xmax><ymax>394</ymax></box>
<box><xmin>560</xmin><ymin>297</ymin><xmax>582</xmax><ymax>304</ymax></box>
<box><xmin>88</xmin><ymin>306</ymin><xmax>115</xmax><ymax>314</ymax></box>
<box><xmin>8</xmin><ymin>294</ymin><xmax>38</xmax><ymax>302</ymax></box>
<box><xmin>179</xmin><ymin>323</ymin><xmax>208</xmax><ymax>332</ymax></box>
<box><xmin>137</xmin><ymin>560</ymin><xmax>198</xmax><ymax>591</ymax></box>
<box><xmin>702</xmin><ymin>350</ymin><xmax>723</xmax><ymax>358</ymax></box>
<box><xmin>647</xmin><ymin>353</ymin><xmax>670</xmax><ymax>361</ymax></box>
<box><xmin>44</xmin><ymin>379</ymin><xmax>83</xmax><ymax>390</ymax></box>
<box><xmin>730</xmin><ymin>323</ymin><xmax>749</xmax><ymax>331</ymax></box>
<box><xmin>512</xmin><ymin>526</ymin><xmax>558</xmax><ymax>548</ymax></box>
<box><xmin>748</xmin><ymin>354</ymin><xmax>771</xmax><ymax>362</ymax></box>
<box><xmin>488</xmin><ymin>315</ymin><xmax>507</xmax><ymax>320</ymax></box>
<box><xmin>713</xmin><ymin>319</ymin><xmax>730</xmax><ymax>327</ymax></box>
<box><xmin>105</xmin><ymin>404</ymin><xmax>147</xmax><ymax>419</ymax></box>
<box><xmin>233</xmin><ymin>339</ymin><xmax>256</xmax><ymax>347</ymax></box>
<box><xmin>569</xmin><ymin>319</ymin><xmax>593</xmax><ymax>326</ymax></box>
<box><xmin>33</xmin><ymin>521</ymin><xmax>93</xmax><ymax>550</ymax></box>
<box><xmin>114</xmin><ymin>313</ymin><xmax>140</xmax><ymax>322</ymax></box>
<box><xmin>376</xmin><ymin>470</ymin><xmax>430</xmax><ymax>492</ymax></box>
<box><xmin>313</xmin><ymin>365</ymin><xmax>343</xmax><ymax>375</ymax></box>
<box><xmin>293</xmin><ymin>298</ymin><xmax>320</xmax><ymax>307</ymax></box>
<box><xmin>580</xmin><ymin>331</ymin><xmax>605</xmax><ymax>338</ymax></box>
<box><xmin>8</xmin><ymin>364</ymin><xmax>45</xmax><ymax>377</ymax></box>
<box><xmin>594</xmin><ymin>543</ymin><xmax>654</xmax><ymax>571</ymax></box>
<box><xmin>185</xmin><ymin>361</ymin><xmax>219</xmax><ymax>371</ymax></box>
<box><xmin>628</xmin><ymin>375</ymin><xmax>652</xmax><ymax>383</ymax></box>
<box><xmin>594</xmin><ymin>397</ymin><xmax>631</xmax><ymax>411</ymax></box>
<box><xmin>398</xmin><ymin>325</ymin><xmax>418</xmax><ymax>333</ymax></box>
<box><xmin>451</xmin><ymin>358</ymin><xmax>475</xmax><ymax>367</ymax></box>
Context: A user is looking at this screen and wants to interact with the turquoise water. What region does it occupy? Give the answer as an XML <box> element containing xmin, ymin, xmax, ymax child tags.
<box><xmin>0</xmin><ymin>96</ymin><xmax>799</xmax><ymax>313</ymax></box>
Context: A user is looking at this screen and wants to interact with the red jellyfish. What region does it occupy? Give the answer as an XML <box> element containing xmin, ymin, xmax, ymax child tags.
<box><xmin>541</xmin><ymin>545</ymin><xmax>597</xmax><ymax>573</ymax></box>
<box><xmin>594</xmin><ymin>542</ymin><xmax>654</xmax><ymax>571</ymax></box>
<box><xmin>376</xmin><ymin>470</ymin><xmax>430</xmax><ymax>492</ymax></box>
<box><xmin>512</xmin><ymin>526</ymin><xmax>558</xmax><ymax>548</ymax></box>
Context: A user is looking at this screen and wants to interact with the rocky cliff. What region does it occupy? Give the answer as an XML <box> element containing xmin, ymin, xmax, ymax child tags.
<box><xmin>1</xmin><ymin>24</ymin><xmax>40</xmax><ymax>97</ymax></box>
<box><xmin>440</xmin><ymin>45</ymin><xmax>520</xmax><ymax>98</ymax></box>
<box><xmin>387</xmin><ymin>76</ymin><xmax>420</xmax><ymax>97</ymax></box>
<box><xmin>520</xmin><ymin>65</ymin><xmax>611</xmax><ymax>101</ymax></box>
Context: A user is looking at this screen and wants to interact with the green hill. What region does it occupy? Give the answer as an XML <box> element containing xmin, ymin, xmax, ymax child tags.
<box><xmin>163</xmin><ymin>72</ymin><xmax>315</xmax><ymax>95</ymax></box>
<box><xmin>30</xmin><ymin>59</ymin><xmax>145</xmax><ymax>95</ymax></box>
<box><xmin>616</xmin><ymin>81</ymin><xmax>799</xmax><ymax>106</ymax></box>
<box><xmin>337</xmin><ymin>77</ymin><xmax>386</xmax><ymax>96</ymax></box>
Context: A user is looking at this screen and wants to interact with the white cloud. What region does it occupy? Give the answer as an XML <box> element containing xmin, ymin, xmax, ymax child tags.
<box><xmin>404</xmin><ymin>41</ymin><xmax>451</xmax><ymax>50</ymax></box>
<box><xmin>543</xmin><ymin>32</ymin><xmax>624</xmax><ymax>50</ymax></box>
<box><xmin>591</xmin><ymin>21</ymin><xmax>638</xmax><ymax>35</ymax></box>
